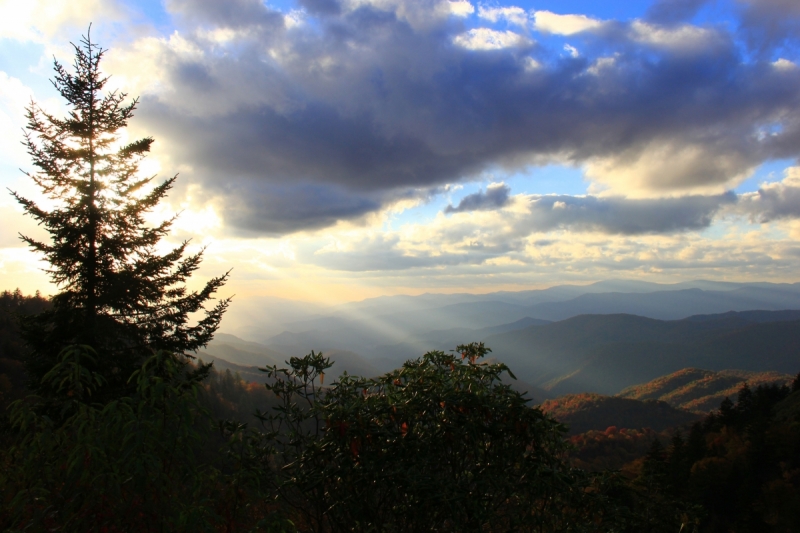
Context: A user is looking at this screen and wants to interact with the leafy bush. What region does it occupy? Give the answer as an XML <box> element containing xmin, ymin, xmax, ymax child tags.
<box><xmin>253</xmin><ymin>343</ymin><xmax>632</xmax><ymax>532</ymax></box>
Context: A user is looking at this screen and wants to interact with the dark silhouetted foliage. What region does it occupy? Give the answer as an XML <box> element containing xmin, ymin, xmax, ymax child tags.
<box><xmin>0</xmin><ymin>290</ymin><xmax>51</xmax><ymax>412</ymax></box>
<box><xmin>642</xmin><ymin>382</ymin><xmax>800</xmax><ymax>532</ymax></box>
<box><xmin>245</xmin><ymin>343</ymin><xmax>694</xmax><ymax>532</ymax></box>
<box><xmin>0</xmin><ymin>347</ymin><xmax>292</xmax><ymax>532</ymax></box>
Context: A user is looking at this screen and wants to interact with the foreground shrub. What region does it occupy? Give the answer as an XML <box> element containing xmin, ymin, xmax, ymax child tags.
<box><xmin>255</xmin><ymin>343</ymin><xmax>641</xmax><ymax>532</ymax></box>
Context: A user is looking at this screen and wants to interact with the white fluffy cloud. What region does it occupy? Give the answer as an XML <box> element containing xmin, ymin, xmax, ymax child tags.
<box><xmin>477</xmin><ymin>5</ymin><xmax>528</xmax><ymax>27</ymax></box>
<box><xmin>0</xmin><ymin>0</ymin><xmax>123</xmax><ymax>43</ymax></box>
<box><xmin>630</xmin><ymin>20</ymin><xmax>723</xmax><ymax>52</ymax></box>
<box><xmin>532</xmin><ymin>11</ymin><xmax>603</xmax><ymax>35</ymax></box>
<box><xmin>453</xmin><ymin>28</ymin><xmax>532</xmax><ymax>50</ymax></box>
<box><xmin>291</xmin><ymin>187</ymin><xmax>800</xmax><ymax>283</ymax></box>
<box><xmin>0</xmin><ymin>73</ymin><xmax>36</xmax><ymax>168</ymax></box>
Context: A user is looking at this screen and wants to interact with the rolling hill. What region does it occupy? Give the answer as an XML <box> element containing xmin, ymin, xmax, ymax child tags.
<box><xmin>200</xmin><ymin>333</ymin><xmax>380</xmax><ymax>380</ymax></box>
<box><xmin>540</xmin><ymin>393</ymin><xmax>701</xmax><ymax>435</ymax></box>
<box><xmin>617</xmin><ymin>368</ymin><xmax>795</xmax><ymax>413</ymax></box>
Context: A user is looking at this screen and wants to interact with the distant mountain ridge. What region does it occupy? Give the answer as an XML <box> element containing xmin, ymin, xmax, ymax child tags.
<box><xmin>222</xmin><ymin>280</ymin><xmax>800</xmax><ymax>344</ymax></box>
<box><xmin>213</xmin><ymin>281</ymin><xmax>800</xmax><ymax>401</ymax></box>
<box><xmin>684</xmin><ymin>309</ymin><xmax>800</xmax><ymax>323</ymax></box>
<box><xmin>519</xmin><ymin>286</ymin><xmax>800</xmax><ymax>322</ymax></box>
<box><xmin>275</xmin><ymin>285</ymin><xmax>800</xmax><ymax>340</ymax></box>
<box><xmin>485</xmin><ymin>311</ymin><xmax>800</xmax><ymax>396</ymax></box>
<box><xmin>254</xmin><ymin>283</ymin><xmax>800</xmax><ymax>365</ymax></box>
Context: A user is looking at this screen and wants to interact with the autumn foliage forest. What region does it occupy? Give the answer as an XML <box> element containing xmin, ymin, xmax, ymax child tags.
<box><xmin>0</xmin><ymin>32</ymin><xmax>799</xmax><ymax>532</ymax></box>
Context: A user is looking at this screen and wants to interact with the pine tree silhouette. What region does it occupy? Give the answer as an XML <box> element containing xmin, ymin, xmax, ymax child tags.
<box><xmin>11</xmin><ymin>29</ymin><xmax>229</xmax><ymax>400</ymax></box>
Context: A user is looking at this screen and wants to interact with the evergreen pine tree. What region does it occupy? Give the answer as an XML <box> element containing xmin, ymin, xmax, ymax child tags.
<box><xmin>734</xmin><ymin>382</ymin><xmax>753</xmax><ymax>417</ymax></box>
<box><xmin>11</xmin><ymin>30</ymin><xmax>229</xmax><ymax>399</ymax></box>
<box><xmin>685</xmin><ymin>422</ymin><xmax>706</xmax><ymax>466</ymax></box>
<box><xmin>717</xmin><ymin>395</ymin><xmax>735</xmax><ymax>426</ymax></box>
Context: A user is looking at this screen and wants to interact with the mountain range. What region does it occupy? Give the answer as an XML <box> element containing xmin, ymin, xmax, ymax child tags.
<box><xmin>206</xmin><ymin>310</ymin><xmax>800</xmax><ymax>398</ymax></box>
<box><xmin>198</xmin><ymin>281</ymin><xmax>800</xmax><ymax>437</ymax></box>
<box><xmin>484</xmin><ymin>311</ymin><xmax>800</xmax><ymax>396</ymax></box>
<box><xmin>223</xmin><ymin>280</ymin><xmax>800</xmax><ymax>344</ymax></box>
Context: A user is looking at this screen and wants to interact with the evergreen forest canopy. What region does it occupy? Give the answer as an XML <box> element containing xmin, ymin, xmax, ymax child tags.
<box><xmin>0</xmin><ymin>32</ymin><xmax>799</xmax><ymax>533</ymax></box>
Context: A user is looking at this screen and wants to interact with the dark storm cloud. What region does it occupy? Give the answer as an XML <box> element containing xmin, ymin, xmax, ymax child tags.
<box><xmin>137</xmin><ymin>0</ymin><xmax>800</xmax><ymax>235</ymax></box>
<box><xmin>219</xmin><ymin>182</ymin><xmax>384</xmax><ymax>235</ymax></box>
<box><xmin>524</xmin><ymin>193</ymin><xmax>738</xmax><ymax>235</ymax></box>
<box><xmin>445</xmin><ymin>184</ymin><xmax>511</xmax><ymax>213</ymax></box>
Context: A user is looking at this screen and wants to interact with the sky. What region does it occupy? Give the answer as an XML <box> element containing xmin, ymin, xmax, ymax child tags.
<box><xmin>1</xmin><ymin>0</ymin><xmax>800</xmax><ymax>309</ymax></box>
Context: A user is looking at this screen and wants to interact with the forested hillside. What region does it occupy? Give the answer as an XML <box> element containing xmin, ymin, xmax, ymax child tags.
<box><xmin>618</xmin><ymin>368</ymin><xmax>795</xmax><ymax>413</ymax></box>
<box><xmin>540</xmin><ymin>393</ymin><xmax>701</xmax><ymax>434</ymax></box>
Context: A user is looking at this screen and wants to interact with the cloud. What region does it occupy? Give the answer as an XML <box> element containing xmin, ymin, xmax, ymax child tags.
<box><xmin>446</xmin><ymin>0</ymin><xmax>475</xmax><ymax>17</ymax></box>
<box><xmin>645</xmin><ymin>0</ymin><xmax>710</xmax><ymax>26</ymax></box>
<box><xmin>298</xmin><ymin>0</ymin><xmax>343</xmax><ymax>16</ymax></box>
<box><xmin>0</xmin><ymin>73</ymin><xmax>37</xmax><ymax>167</ymax></box>
<box><xmin>165</xmin><ymin>0</ymin><xmax>285</xmax><ymax>29</ymax></box>
<box><xmin>337</xmin><ymin>0</ymin><xmax>475</xmax><ymax>28</ymax></box>
<box><xmin>734</xmin><ymin>167</ymin><xmax>800</xmax><ymax>223</ymax></box>
<box><xmin>523</xmin><ymin>193</ymin><xmax>737</xmax><ymax>235</ymax></box>
<box><xmin>773</xmin><ymin>58</ymin><xmax>798</xmax><ymax>70</ymax></box>
<box><xmin>304</xmin><ymin>234</ymin><xmax>489</xmax><ymax>271</ymax></box>
<box><xmin>445</xmin><ymin>183</ymin><xmax>511</xmax><ymax>213</ymax></box>
<box><xmin>289</xmin><ymin>188</ymin><xmax>800</xmax><ymax>275</ymax></box>
<box><xmin>532</xmin><ymin>11</ymin><xmax>604</xmax><ymax>35</ymax></box>
<box><xmin>477</xmin><ymin>5</ymin><xmax>528</xmax><ymax>27</ymax></box>
<box><xmin>630</xmin><ymin>20</ymin><xmax>724</xmax><ymax>52</ymax></box>
<box><xmin>92</xmin><ymin>0</ymin><xmax>800</xmax><ymax>236</ymax></box>
<box><xmin>0</xmin><ymin>0</ymin><xmax>123</xmax><ymax>43</ymax></box>
<box><xmin>218</xmin><ymin>182</ymin><xmax>402</xmax><ymax>236</ymax></box>
<box><xmin>737</xmin><ymin>0</ymin><xmax>800</xmax><ymax>56</ymax></box>
<box><xmin>453</xmin><ymin>28</ymin><xmax>531</xmax><ymax>50</ymax></box>
<box><xmin>584</xmin><ymin>140</ymin><xmax>757</xmax><ymax>195</ymax></box>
